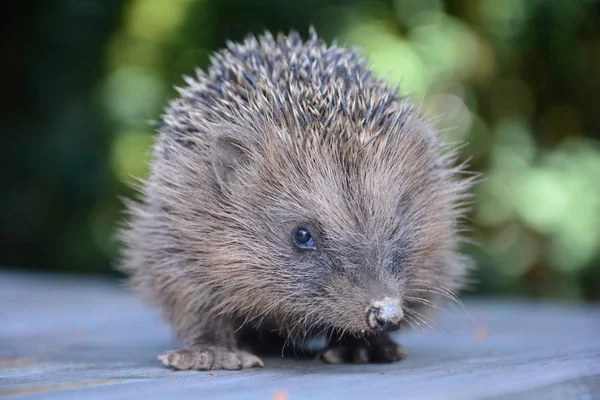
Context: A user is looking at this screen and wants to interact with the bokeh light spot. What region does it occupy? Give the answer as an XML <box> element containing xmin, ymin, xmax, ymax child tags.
<box><xmin>341</xmin><ymin>20</ymin><xmax>427</xmax><ymax>96</ymax></box>
<box><xmin>125</xmin><ymin>0</ymin><xmax>196</xmax><ymax>42</ymax></box>
<box><xmin>425</xmin><ymin>93</ymin><xmax>473</xmax><ymax>142</ymax></box>
<box><xmin>103</xmin><ymin>67</ymin><xmax>167</xmax><ymax>128</ymax></box>
<box><xmin>480</xmin><ymin>0</ymin><xmax>528</xmax><ymax>39</ymax></box>
<box><xmin>111</xmin><ymin>130</ymin><xmax>155</xmax><ymax>183</ymax></box>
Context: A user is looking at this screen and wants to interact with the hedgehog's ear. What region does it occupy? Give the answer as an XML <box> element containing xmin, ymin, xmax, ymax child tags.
<box><xmin>212</xmin><ymin>135</ymin><xmax>253</xmax><ymax>192</ymax></box>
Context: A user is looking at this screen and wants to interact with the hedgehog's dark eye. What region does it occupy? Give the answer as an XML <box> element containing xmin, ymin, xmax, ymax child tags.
<box><xmin>292</xmin><ymin>227</ymin><xmax>315</xmax><ymax>249</ymax></box>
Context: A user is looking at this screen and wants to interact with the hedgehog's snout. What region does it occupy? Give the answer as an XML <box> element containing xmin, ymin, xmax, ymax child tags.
<box><xmin>365</xmin><ymin>298</ymin><xmax>404</xmax><ymax>333</ymax></box>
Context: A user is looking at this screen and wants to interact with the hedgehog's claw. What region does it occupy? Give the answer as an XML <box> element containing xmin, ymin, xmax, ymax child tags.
<box><xmin>318</xmin><ymin>334</ymin><xmax>406</xmax><ymax>365</ymax></box>
<box><xmin>158</xmin><ymin>346</ymin><xmax>264</xmax><ymax>371</ymax></box>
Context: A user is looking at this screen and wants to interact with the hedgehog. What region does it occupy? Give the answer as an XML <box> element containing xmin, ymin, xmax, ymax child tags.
<box><xmin>117</xmin><ymin>27</ymin><xmax>476</xmax><ymax>371</ymax></box>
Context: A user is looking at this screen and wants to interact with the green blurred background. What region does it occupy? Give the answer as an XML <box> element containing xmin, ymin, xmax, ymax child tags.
<box><xmin>2</xmin><ymin>0</ymin><xmax>599</xmax><ymax>301</ymax></box>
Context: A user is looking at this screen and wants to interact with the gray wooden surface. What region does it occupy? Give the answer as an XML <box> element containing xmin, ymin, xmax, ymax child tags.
<box><xmin>1</xmin><ymin>270</ymin><xmax>599</xmax><ymax>400</ymax></box>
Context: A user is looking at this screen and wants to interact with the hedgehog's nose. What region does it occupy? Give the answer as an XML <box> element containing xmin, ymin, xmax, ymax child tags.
<box><xmin>366</xmin><ymin>298</ymin><xmax>404</xmax><ymax>333</ymax></box>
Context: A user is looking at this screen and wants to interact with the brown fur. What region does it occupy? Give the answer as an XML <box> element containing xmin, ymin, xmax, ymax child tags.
<box><xmin>116</xmin><ymin>28</ymin><xmax>477</xmax><ymax>371</ymax></box>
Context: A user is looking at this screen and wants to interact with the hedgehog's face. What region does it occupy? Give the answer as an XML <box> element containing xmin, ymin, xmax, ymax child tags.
<box><xmin>210</xmin><ymin>125</ymin><xmax>467</xmax><ymax>336</ymax></box>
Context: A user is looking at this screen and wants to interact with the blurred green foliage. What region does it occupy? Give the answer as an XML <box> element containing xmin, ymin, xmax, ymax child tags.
<box><xmin>2</xmin><ymin>0</ymin><xmax>599</xmax><ymax>301</ymax></box>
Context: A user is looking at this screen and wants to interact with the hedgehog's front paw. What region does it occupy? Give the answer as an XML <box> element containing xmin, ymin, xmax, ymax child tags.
<box><xmin>158</xmin><ymin>346</ymin><xmax>264</xmax><ymax>371</ymax></box>
<box><xmin>319</xmin><ymin>334</ymin><xmax>406</xmax><ymax>364</ymax></box>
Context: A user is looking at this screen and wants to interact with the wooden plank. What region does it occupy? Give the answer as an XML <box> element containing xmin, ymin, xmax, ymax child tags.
<box><xmin>1</xmin><ymin>270</ymin><xmax>599</xmax><ymax>400</ymax></box>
